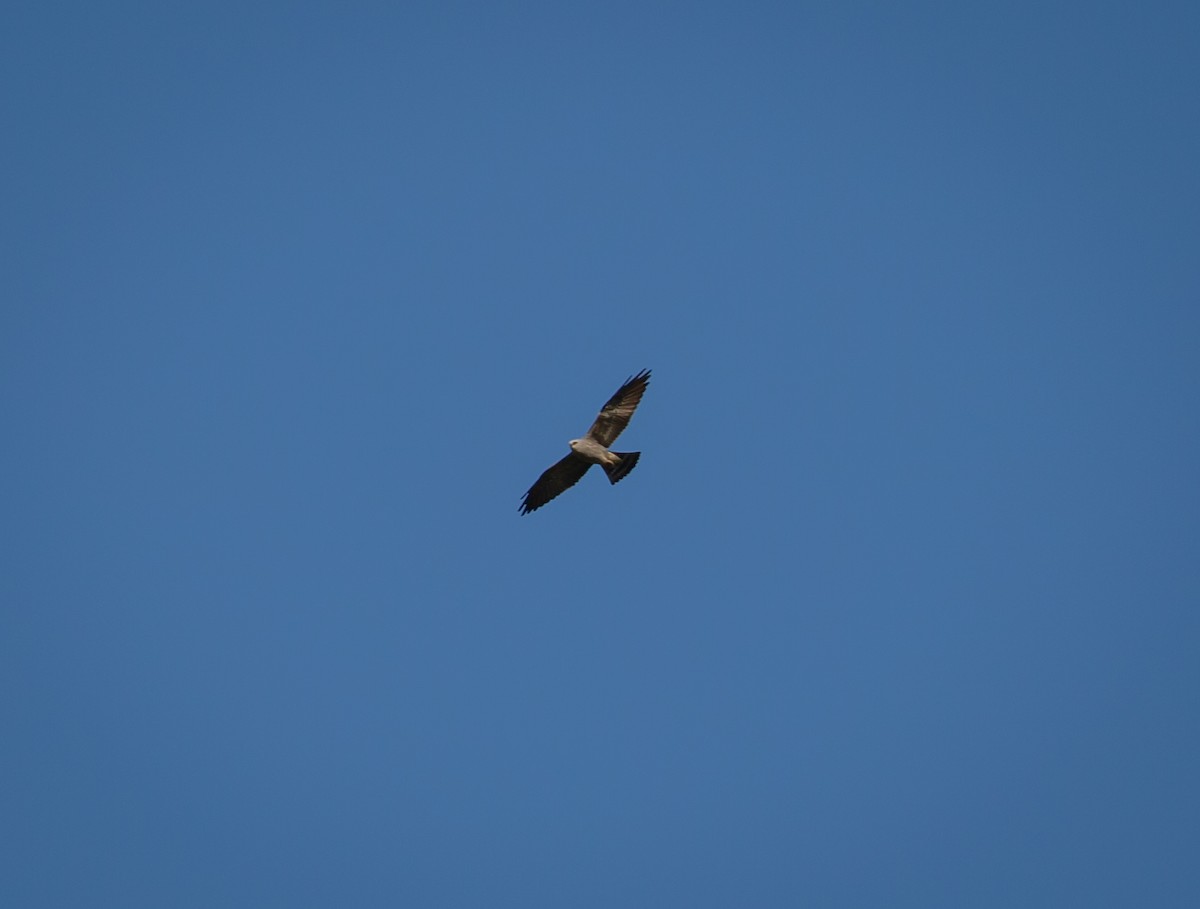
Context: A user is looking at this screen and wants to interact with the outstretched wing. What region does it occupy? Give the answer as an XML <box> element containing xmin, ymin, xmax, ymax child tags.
<box><xmin>520</xmin><ymin>453</ymin><xmax>592</xmax><ymax>515</ymax></box>
<box><xmin>585</xmin><ymin>369</ymin><xmax>651</xmax><ymax>447</ymax></box>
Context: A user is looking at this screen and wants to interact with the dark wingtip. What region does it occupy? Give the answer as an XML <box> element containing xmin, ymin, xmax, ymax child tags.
<box><xmin>617</xmin><ymin>368</ymin><xmax>651</xmax><ymax>393</ymax></box>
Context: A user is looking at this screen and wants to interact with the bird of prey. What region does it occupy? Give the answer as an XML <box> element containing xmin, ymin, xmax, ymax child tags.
<box><xmin>519</xmin><ymin>369</ymin><xmax>651</xmax><ymax>515</ymax></box>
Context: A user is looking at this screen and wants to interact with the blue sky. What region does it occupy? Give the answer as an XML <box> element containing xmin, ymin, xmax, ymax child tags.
<box><xmin>3</xmin><ymin>2</ymin><xmax>1198</xmax><ymax>906</ymax></box>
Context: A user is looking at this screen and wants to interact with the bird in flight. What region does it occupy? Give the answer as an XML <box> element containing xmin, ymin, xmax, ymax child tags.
<box><xmin>519</xmin><ymin>369</ymin><xmax>651</xmax><ymax>515</ymax></box>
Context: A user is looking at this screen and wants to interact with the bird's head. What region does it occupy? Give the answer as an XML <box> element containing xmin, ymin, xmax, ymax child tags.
<box><xmin>568</xmin><ymin>439</ymin><xmax>582</xmax><ymax>453</ymax></box>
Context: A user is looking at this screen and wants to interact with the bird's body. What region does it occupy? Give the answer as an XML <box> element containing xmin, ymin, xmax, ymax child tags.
<box><xmin>520</xmin><ymin>369</ymin><xmax>651</xmax><ymax>515</ymax></box>
<box><xmin>568</xmin><ymin>437</ymin><xmax>619</xmax><ymax>465</ymax></box>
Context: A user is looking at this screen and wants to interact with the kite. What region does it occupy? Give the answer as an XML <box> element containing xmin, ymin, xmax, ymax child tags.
<box><xmin>519</xmin><ymin>369</ymin><xmax>651</xmax><ymax>515</ymax></box>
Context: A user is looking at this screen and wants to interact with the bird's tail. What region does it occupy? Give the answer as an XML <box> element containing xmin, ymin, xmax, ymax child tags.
<box><xmin>603</xmin><ymin>451</ymin><xmax>640</xmax><ymax>485</ymax></box>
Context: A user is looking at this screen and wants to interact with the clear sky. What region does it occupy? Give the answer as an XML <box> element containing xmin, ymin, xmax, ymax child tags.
<box><xmin>3</xmin><ymin>2</ymin><xmax>1198</xmax><ymax>906</ymax></box>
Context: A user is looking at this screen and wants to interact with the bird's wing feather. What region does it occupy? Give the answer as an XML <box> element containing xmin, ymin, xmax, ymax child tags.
<box><xmin>585</xmin><ymin>369</ymin><xmax>651</xmax><ymax>447</ymax></box>
<box><xmin>519</xmin><ymin>453</ymin><xmax>592</xmax><ymax>515</ymax></box>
